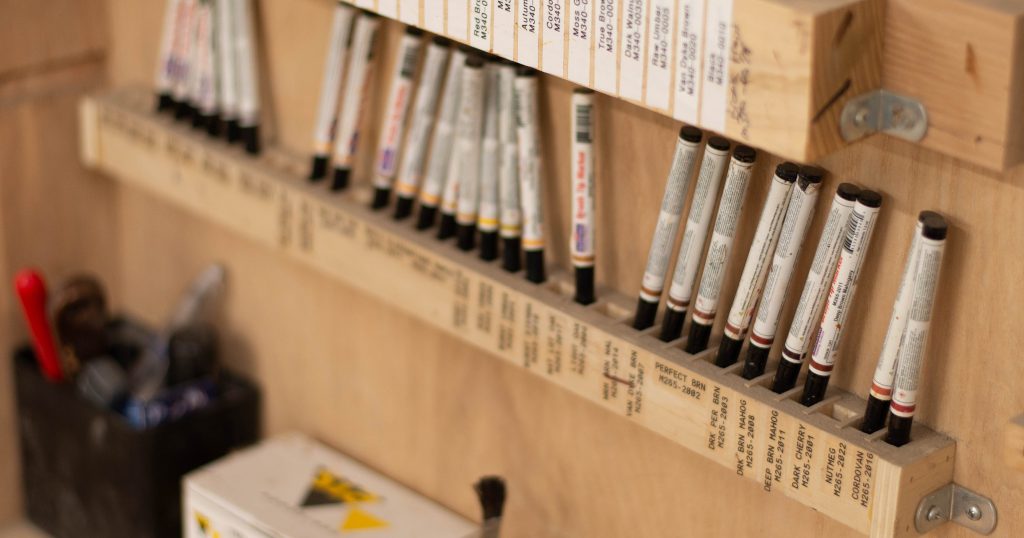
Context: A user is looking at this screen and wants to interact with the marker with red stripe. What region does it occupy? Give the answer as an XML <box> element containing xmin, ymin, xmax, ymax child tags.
<box><xmin>714</xmin><ymin>162</ymin><xmax>797</xmax><ymax>367</ymax></box>
<box><xmin>570</xmin><ymin>88</ymin><xmax>596</xmax><ymax>304</ymax></box>
<box><xmin>770</xmin><ymin>182</ymin><xmax>860</xmax><ymax>393</ymax></box>
<box><xmin>860</xmin><ymin>212</ymin><xmax>938</xmax><ymax>432</ymax></box>
<box><xmin>371</xmin><ymin>27</ymin><xmax>424</xmax><ymax>209</ymax></box>
<box><xmin>740</xmin><ymin>166</ymin><xmax>824</xmax><ymax>379</ymax></box>
<box><xmin>800</xmin><ymin>190</ymin><xmax>882</xmax><ymax>406</ymax></box>
<box><xmin>882</xmin><ymin>213</ymin><xmax>947</xmax><ymax>446</ymax></box>
<box><xmin>683</xmin><ymin>145</ymin><xmax>757</xmax><ymax>354</ymax></box>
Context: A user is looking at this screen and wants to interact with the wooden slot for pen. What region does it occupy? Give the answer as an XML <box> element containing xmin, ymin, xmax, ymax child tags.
<box><xmin>79</xmin><ymin>88</ymin><xmax>955</xmax><ymax>538</ymax></box>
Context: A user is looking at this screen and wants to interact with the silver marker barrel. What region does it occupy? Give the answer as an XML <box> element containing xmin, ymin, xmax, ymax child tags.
<box><xmin>371</xmin><ymin>27</ymin><xmax>424</xmax><ymax>209</ymax></box>
<box><xmin>801</xmin><ymin>190</ymin><xmax>883</xmax><ymax>406</ymax></box>
<box><xmin>770</xmin><ymin>182</ymin><xmax>860</xmax><ymax>393</ymax></box>
<box><xmin>453</xmin><ymin>55</ymin><xmax>488</xmax><ymax>250</ymax></box>
<box><xmin>632</xmin><ymin>126</ymin><xmax>704</xmax><ymax>330</ymax></box>
<box><xmin>416</xmin><ymin>45</ymin><xmax>468</xmax><ymax>230</ymax></box>
<box><xmin>497</xmin><ymin>60</ymin><xmax>522</xmax><ymax>272</ymax></box>
<box><xmin>514</xmin><ymin>67</ymin><xmax>546</xmax><ymax>284</ymax></box>
<box><xmin>329</xmin><ymin>12</ymin><xmax>380</xmax><ymax>191</ymax></box>
<box><xmin>171</xmin><ymin>0</ymin><xmax>197</xmax><ymax>119</ymax></box>
<box><xmin>477</xmin><ymin>61</ymin><xmax>503</xmax><ymax>260</ymax></box>
<box><xmin>715</xmin><ymin>162</ymin><xmax>798</xmax><ymax>367</ymax></box>
<box><xmin>684</xmin><ymin>145</ymin><xmax>758</xmax><ymax>354</ymax></box>
<box><xmin>740</xmin><ymin>166</ymin><xmax>824</xmax><ymax>379</ymax></box>
<box><xmin>309</xmin><ymin>2</ymin><xmax>356</xmax><ymax>181</ymax></box>
<box><xmin>886</xmin><ymin>213</ymin><xmax>947</xmax><ymax>446</ymax></box>
<box><xmin>658</xmin><ymin>137</ymin><xmax>731</xmax><ymax>342</ymax></box>
<box><xmin>216</xmin><ymin>0</ymin><xmax>240</xmax><ymax>141</ymax></box>
<box><xmin>192</xmin><ymin>0</ymin><xmax>218</xmax><ymax>131</ymax></box>
<box><xmin>393</xmin><ymin>37</ymin><xmax>451</xmax><ymax>219</ymax></box>
<box><xmin>233</xmin><ymin>0</ymin><xmax>262</xmax><ymax>154</ymax></box>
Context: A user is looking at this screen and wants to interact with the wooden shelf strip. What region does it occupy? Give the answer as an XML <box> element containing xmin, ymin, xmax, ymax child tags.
<box><xmin>80</xmin><ymin>88</ymin><xmax>955</xmax><ymax>538</ymax></box>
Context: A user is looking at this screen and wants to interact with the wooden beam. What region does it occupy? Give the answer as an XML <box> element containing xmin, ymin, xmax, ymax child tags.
<box><xmin>81</xmin><ymin>88</ymin><xmax>958</xmax><ymax>538</ymax></box>
<box><xmin>883</xmin><ymin>0</ymin><xmax>1024</xmax><ymax>170</ymax></box>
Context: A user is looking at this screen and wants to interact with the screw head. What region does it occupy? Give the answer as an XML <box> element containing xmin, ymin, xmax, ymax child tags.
<box><xmin>967</xmin><ymin>505</ymin><xmax>983</xmax><ymax>521</ymax></box>
<box><xmin>927</xmin><ymin>506</ymin><xmax>944</xmax><ymax>521</ymax></box>
<box><xmin>853</xmin><ymin>107</ymin><xmax>869</xmax><ymax>127</ymax></box>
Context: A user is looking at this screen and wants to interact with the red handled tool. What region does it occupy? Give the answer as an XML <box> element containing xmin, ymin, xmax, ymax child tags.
<box><xmin>14</xmin><ymin>269</ymin><xmax>64</xmax><ymax>382</ymax></box>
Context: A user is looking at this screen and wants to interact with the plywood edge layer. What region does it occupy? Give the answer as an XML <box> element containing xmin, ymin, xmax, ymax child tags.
<box><xmin>81</xmin><ymin>88</ymin><xmax>956</xmax><ymax>538</ymax></box>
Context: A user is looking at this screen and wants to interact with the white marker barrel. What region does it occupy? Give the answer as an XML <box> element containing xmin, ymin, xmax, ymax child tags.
<box><xmin>309</xmin><ymin>2</ymin><xmax>355</xmax><ymax>179</ymax></box>
<box><xmin>658</xmin><ymin>137</ymin><xmax>730</xmax><ymax>342</ymax></box>
<box><xmin>684</xmin><ymin>146</ymin><xmax>757</xmax><ymax>353</ymax></box>
<box><xmin>715</xmin><ymin>162</ymin><xmax>797</xmax><ymax>367</ymax></box>
<box><xmin>233</xmin><ymin>0</ymin><xmax>261</xmax><ymax>154</ymax></box>
<box><xmin>571</xmin><ymin>88</ymin><xmax>596</xmax><ymax>304</ymax></box>
<box><xmin>477</xmin><ymin>62</ymin><xmax>503</xmax><ymax>260</ymax></box>
<box><xmin>741</xmin><ymin>167</ymin><xmax>823</xmax><ymax>379</ymax></box>
<box><xmin>194</xmin><ymin>1</ymin><xmax>218</xmax><ymax>122</ymax></box>
<box><xmin>801</xmin><ymin>190</ymin><xmax>883</xmax><ymax>406</ymax></box>
<box><xmin>393</xmin><ymin>37</ymin><xmax>450</xmax><ymax>217</ymax></box>
<box><xmin>632</xmin><ymin>126</ymin><xmax>703</xmax><ymax>330</ymax></box>
<box><xmin>860</xmin><ymin>213</ymin><xmax>928</xmax><ymax>432</ymax></box>
<box><xmin>171</xmin><ymin>0</ymin><xmax>197</xmax><ymax>109</ymax></box>
<box><xmin>184</xmin><ymin>0</ymin><xmax>205</xmax><ymax>112</ymax></box>
<box><xmin>371</xmin><ymin>27</ymin><xmax>424</xmax><ymax>208</ymax></box>
<box><xmin>156</xmin><ymin>0</ymin><xmax>183</xmax><ymax>110</ymax></box>
<box><xmin>497</xmin><ymin>61</ymin><xmax>522</xmax><ymax>272</ymax></box>
<box><xmin>216</xmin><ymin>0</ymin><xmax>239</xmax><ymax>135</ymax></box>
<box><xmin>887</xmin><ymin>213</ymin><xmax>947</xmax><ymax>446</ymax></box>
<box><xmin>330</xmin><ymin>13</ymin><xmax>380</xmax><ymax>190</ymax></box>
<box><xmin>514</xmin><ymin>67</ymin><xmax>546</xmax><ymax>283</ymax></box>
<box><xmin>454</xmin><ymin>56</ymin><xmax>488</xmax><ymax>251</ymax></box>
<box><xmin>417</xmin><ymin>46</ymin><xmax>468</xmax><ymax>228</ymax></box>
<box><xmin>770</xmin><ymin>182</ymin><xmax>860</xmax><ymax>393</ymax></box>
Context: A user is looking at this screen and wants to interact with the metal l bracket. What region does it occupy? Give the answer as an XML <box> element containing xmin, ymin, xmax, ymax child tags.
<box><xmin>839</xmin><ymin>90</ymin><xmax>928</xmax><ymax>143</ymax></box>
<box><xmin>915</xmin><ymin>484</ymin><xmax>997</xmax><ymax>535</ymax></box>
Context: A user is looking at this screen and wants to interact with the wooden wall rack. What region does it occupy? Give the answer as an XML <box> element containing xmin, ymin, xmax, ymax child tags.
<box><xmin>80</xmin><ymin>87</ymin><xmax>957</xmax><ymax>538</ymax></box>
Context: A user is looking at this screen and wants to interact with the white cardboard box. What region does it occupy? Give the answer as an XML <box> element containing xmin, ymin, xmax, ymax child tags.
<box><xmin>183</xmin><ymin>433</ymin><xmax>478</xmax><ymax>538</ymax></box>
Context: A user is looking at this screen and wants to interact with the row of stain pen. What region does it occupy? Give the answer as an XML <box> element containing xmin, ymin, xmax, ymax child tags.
<box><xmin>304</xmin><ymin>2</ymin><xmax>949</xmax><ymax>449</ymax></box>
<box><xmin>156</xmin><ymin>1</ymin><xmax>949</xmax><ymax>449</ymax></box>
<box><xmin>154</xmin><ymin>0</ymin><xmax>264</xmax><ymax>154</ymax></box>
<box><xmin>630</xmin><ymin>131</ymin><xmax>948</xmax><ymax>448</ymax></box>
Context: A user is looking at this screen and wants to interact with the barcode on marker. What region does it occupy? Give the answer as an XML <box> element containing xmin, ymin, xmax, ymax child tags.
<box><xmin>400</xmin><ymin>45</ymin><xmax>418</xmax><ymax>78</ymax></box>
<box><xmin>575</xmin><ymin>104</ymin><xmax>592</xmax><ymax>143</ymax></box>
<box><xmin>843</xmin><ymin>209</ymin><xmax>864</xmax><ymax>253</ymax></box>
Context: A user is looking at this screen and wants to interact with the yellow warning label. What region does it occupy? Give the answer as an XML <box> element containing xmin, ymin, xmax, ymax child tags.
<box><xmin>302</xmin><ymin>468</ymin><xmax>380</xmax><ymax>506</ymax></box>
<box><xmin>341</xmin><ymin>507</ymin><xmax>389</xmax><ymax>531</ymax></box>
<box><xmin>194</xmin><ymin>511</ymin><xmax>221</xmax><ymax>538</ymax></box>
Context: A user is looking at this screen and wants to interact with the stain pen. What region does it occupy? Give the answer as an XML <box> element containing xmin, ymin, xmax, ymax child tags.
<box><xmin>393</xmin><ymin>37</ymin><xmax>451</xmax><ymax>219</ymax></box>
<box><xmin>371</xmin><ymin>27</ymin><xmax>424</xmax><ymax>209</ymax></box>
<box><xmin>571</xmin><ymin>88</ymin><xmax>596</xmax><ymax>305</ymax></box>
<box><xmin>329</xmin><ymin>12</ymin><xmax>380</xmax><ymax>191</ymax></box>
<box><xmin>416</xmin><ymin>45</ymin><xmax>469</xmax><ymax>229</ymax></box>
<box><xmin>632</xmin><ymin>126</ymin><xmax>704</xmax><ymax>330</ymax></box>
<box><xmin>497</xmin><ymin>60</ymin><xmax>522</xmax><ymax>272</ymax></box>
<box><xmin>886</xmin><ymin>213</ymin><xmax>947</xmax><ymax>446</ymax></box>
<box><xmin>715</xmin><ymin>163</ymin><xmax>798</xmax><ymax>367</ymax></box>
<box><xmin>216</xmin><ymin>0</ymin><xmax>240</xmax><ymax>141</ymax></box>
<box><xmin>684</xmin><ymin>145</ymin><xmax>757</xmax><ymax>354</ymax></box>
<box><xmin>477</xmin><ymin>60</ymin><xmax>503</xmax><ymax>260</ymax></box>
<box><xmin>658</xmin><ymin>136</ymin><xmax>731</xmax><ymax>341</ymax></box>
<box><xmin>453</xmin><ymin>55</ymin><xmax>488</xmax><ymax>250</ymax></box>
<box><xmin>740</xmin><ymin>166</ymin><xmax>824</xmax><ymax>379</ymax></box>
<box><xmin>309</xmin><ymin>2</ymin><xmax>356</xmax><ymax>181</ymax></box>
<box><xmin>801</xmin><ymin>190</ymin><xmax>883</xmax><ymax>406</ymax></box>
<box><xmin>233</xmin><ymin>0</ymin><xmax>262</xmax><ymax>154</ymax></box>
<box><xmin>770</xmin><ymin>183</ymin><xmax>860</xmax><ymax>393</ymax></box>
<box><xmin>514</xmin><ymin>66</ymin><xmax>546</xmax><ymax>283</ymax></box>
<box><xmin>155</xmin><ymin>0</ymin><xmax>183</xmax><ymax>112</ymax></box>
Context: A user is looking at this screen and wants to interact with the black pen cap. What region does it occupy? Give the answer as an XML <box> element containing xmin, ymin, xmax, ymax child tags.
<box><xmin>733</xmin><ymin>144</ymin><xmax>757</xmax><ymax>163</ymax></box>
<box><xmin>679</xmin><ymin>125</ymin><xmax>703</xmax><ymax>144</ymax></box>
<box><xmin>574</xmin><ymin>87</ymin><xmax>595</xmax><ymax>95</ymax></box>
<box><xmin>857</xmin><ymin>189</ymin><xmax>883</xmax><ymax>208</ymax></box>
<box><xmin>516</xmin><ymin>65</ymin><xmax>537</xmax><ymax>77</ymax></box>
<box><xmin>405</xmin><ymin>26</ymin><xmax>424</xmax><ymax>36</ymax></box>
<box><xmin>708</xmin><ymin>136</ymin><xmax>731</xmax><ymax>152</ymax></box>
<box><xmin>433</xmin><ymin>35</ymin><xmax>450</xmax><ymax>47</ymax></box>
<box><xmin>798</xmin><ymin>165</ymin><xmax>826</xmax><ymax>186</ymax></box>
<box><xmin>465</xmin><ymin>54</ymin><xmax>485</xmax><ymax>68</ymax></box>
<box><xmin>836</xmin><ymin>182</ymin><xmax>860</xmax><ymax>201</ymax></box>
<box><xmin>775</xmin><ymin>162</ymin><xmax>799</xmax><ymax>182</ymax></box>
<box><xmin>919</xmin><ymin>211</ymin><xmax>948</xmax><ymax>240</ymax></box>
<box><xmin>458</xmin><ymin>44</ymin><xmax>475</xmax><ymax>54</ymax></box>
